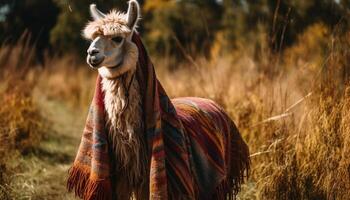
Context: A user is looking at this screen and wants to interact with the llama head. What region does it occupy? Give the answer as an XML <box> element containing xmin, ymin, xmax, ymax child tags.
<box><xmin>84</xmin><ymin>0</ymin><xmax>140</xmax><ymax>79</ymax></box>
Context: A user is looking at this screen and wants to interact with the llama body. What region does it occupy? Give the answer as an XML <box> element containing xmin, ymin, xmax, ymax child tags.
<box><xmin>69</xmin><ymin>1</ymin><xmax>250</xmax><ymax>199</ymax></box>
<box><xmin>102</xmin><ymin>73</ymin><xmax>248</xmax><ymax>200</ymax></box>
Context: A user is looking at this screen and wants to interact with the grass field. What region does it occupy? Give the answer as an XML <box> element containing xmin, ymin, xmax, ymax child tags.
<box><xmin>1</xmin><ymin>98</ymin><xmax>80</xmax><ymax>200</ymax></box>
<box><xmin>1</xmin><ymin>26</ymin><xmax>350</xmax><ymax>199</ymax></box>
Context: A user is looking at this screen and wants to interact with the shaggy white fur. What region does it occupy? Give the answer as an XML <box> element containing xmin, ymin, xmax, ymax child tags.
<box><xmin>102</xmin><ymin>71</ymin><xmax>147</xmax><ymax>186</ymax></box>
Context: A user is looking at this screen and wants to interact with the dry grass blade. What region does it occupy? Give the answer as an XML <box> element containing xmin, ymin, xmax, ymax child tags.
<box><xmin>285</xmin><ymin>92</ymin><xmax>312</xmax><ymax>113</ymax></box>
<box><xmin>252</xmin><ymin>92</ymin><xmax>312</xmax><ymax>127</ymax></box>
<box><xmin>250</xmin><ymin>150</ymin><xmax>272</xmax><ymax>158</ymax></box>
<box><xmin>252</xmin><ymin>112</ymin><xmax>292</xmax><ymax>127</ymax></box>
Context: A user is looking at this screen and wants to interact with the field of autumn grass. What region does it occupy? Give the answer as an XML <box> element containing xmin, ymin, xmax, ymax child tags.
<box><xmin>0</xmin><ymin>23</ymin><xmax>350</xmax><ymax>200</ymax></box>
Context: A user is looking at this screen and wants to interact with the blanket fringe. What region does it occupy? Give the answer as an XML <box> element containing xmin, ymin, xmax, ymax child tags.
<box><xmin>213</xmin><ymin>123</ymin><xmax>251</xmax><ymax>200</ymax></box>
<box><xmin>67</xmin><ymin>164</ymin><xmax>112</xmax><ymax>200</ymax></box>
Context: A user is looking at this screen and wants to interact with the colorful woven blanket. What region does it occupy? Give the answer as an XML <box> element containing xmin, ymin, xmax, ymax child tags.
<box><xmin>67</xmin><ymin>34</ymin><xmax>250</xmax><ymax>200</ymax></box>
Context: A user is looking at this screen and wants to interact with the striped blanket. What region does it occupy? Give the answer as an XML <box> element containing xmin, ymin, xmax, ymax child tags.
<box><xmin>67</xmin><ymin>34</ymin><xmax>250</xmax><ymax>200</ymax></box>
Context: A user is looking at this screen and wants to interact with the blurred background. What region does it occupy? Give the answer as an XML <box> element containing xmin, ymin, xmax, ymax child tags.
<box><xmin>0</xmin><ymin>0</ymin><xmax>349</xmax><ymax>199</ymax></box>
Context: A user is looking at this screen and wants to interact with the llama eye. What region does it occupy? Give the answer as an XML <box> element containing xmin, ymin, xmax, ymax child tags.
<box><xmin>112</xmin><ymin>36</ymin><xmax>123</xmax><ymax>43</ymax></box>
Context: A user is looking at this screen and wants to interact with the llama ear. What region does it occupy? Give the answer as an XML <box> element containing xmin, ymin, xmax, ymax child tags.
<box><xmin>126</xmin><ymin>0</ymin><xmax>140</xmax><ymax>30</ymax></box>
<box><xmin>90</xmin><ymin>4</ymin><xmax>105</xmax><ymax>20</ymax></box>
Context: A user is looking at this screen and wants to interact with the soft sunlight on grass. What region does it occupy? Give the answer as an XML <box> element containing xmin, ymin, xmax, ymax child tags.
<box><xmin>1</xmin><ymin>24</ymin><xmax>350</xmax><ymax>199</ymax></box>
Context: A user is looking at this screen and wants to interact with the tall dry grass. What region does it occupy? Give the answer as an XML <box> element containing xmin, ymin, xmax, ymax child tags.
<box><xmin>0</xmin><ymin>23</ymin><xmax>349</xmax><ymax>199</ymax></box>
<box><xmin>0</xmin><ymin>34</ymin><xmax>47</xmax><ymax>198</ymax></box>
<box><xmin>37</xmin><ymin>55</ymin><xmax>95</xmax><ymax>111</ymax></box>
<box><xmin>155</xmin><ymin>23</ymin><xmax>350</xmax><ymax>200</ymax></box>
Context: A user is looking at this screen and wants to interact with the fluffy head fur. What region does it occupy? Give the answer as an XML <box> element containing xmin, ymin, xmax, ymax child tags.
<box><xmin>83</xmin><ymin>10</ymin><xmax>131</xmax><ymax>40</ymax></box>
<box><xmin>83</xmin><ymin>0</ymin><xmax>140</xmax><ymax>40</ymax></box>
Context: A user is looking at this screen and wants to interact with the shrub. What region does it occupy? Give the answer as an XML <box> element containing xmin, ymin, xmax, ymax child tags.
<box><xmin>0</xmin><ymin>34</ymin><xmax>46</xmax><ymax>197</ymax></box>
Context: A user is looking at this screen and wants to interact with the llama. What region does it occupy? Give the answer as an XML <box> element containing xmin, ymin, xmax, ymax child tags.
<box><xmin>67</xmin><ymin>1</ymin><xmax>250</xmax><ymax>200</ymax></box>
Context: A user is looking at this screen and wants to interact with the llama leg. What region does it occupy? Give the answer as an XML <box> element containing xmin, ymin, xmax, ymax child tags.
<box><xmin>114</xmin><ymin>178</ymin><xmax>133</xmax><ymax>200</ymax></box>
<box><xmin>134</xmin><ymin>182</ymin><xmax>149</xmax><ymax>200</ymax></box>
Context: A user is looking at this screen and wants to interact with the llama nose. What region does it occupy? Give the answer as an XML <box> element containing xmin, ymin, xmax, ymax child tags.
<box><xmin>88</xmin><ymin>48</ymin><xmax>100</xmax><ymax>56</ymax></box>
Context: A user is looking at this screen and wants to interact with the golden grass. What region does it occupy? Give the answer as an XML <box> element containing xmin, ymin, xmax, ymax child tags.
<box><xmin>1</xmin><ymin>25</ymin><xmax>349</xmax><ymax>199</ymax></box>
<box><xmin>154</xmin><ymin>56</ymin><xmax>350</xmax><ymax>199</ymax></box>
<box><xmin>37</xmin><ymin>55</ymin><xmax>95</xmax><ymax>110</ymax></box>
<box><xmin>0</xmin><ymin>34</ymin><xmax>48</xmax><ymax>199</ymax></box>
<box><xmin>155</xmin><ymin>26</ymin><xmax>350</xmax><ymax>199</ymax></box>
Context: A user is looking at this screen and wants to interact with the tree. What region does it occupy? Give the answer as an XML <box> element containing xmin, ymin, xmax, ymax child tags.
<box><xmin>143</xmin><ymin>0</ymin><xmax>222</xmax><ymax>59</ymax></box>
<box><xmin>0</xmin><ymin>0</ymin><xmax>59</xmax><ymax>58</ymax></box>
<box><xmin>219</xmin><ymin>0</ymin><xmax>245</xmax><ymax>51</ymax></box>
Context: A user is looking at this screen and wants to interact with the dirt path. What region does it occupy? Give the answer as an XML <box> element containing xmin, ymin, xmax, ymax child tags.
<box><xmin>7</xmin><ymin>96</ymin><xmax>85</xmax><ymax>200</ymax></box>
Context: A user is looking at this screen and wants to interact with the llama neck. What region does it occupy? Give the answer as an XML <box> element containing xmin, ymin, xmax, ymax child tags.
<box><xmin>101</xmin><ymin>71</ymin><xmax>147</xmax><ymax>186</ymax></box>
<box><xmin>101</xmin><ymin>72</ymin><xmax>140</xmax><ymax>132</ymax></box>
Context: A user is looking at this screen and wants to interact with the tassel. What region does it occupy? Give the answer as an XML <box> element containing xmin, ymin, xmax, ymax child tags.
<box><xmin>212</xmin><ymin>123</ymin><xmax>250</xmax><ymax>200</ymax></box>
<box><xmin>67</xmin><ymin>164</ymin><xmax>113</xmax><ymax>200</ymax></box>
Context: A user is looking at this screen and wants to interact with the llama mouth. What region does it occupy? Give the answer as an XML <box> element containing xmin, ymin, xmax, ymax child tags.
<box><xmin>108</xmin><ymin>60</ymin><xmax>123</xmax><ymax>69</ymax></box>
<box><xmin>88</xmin><ymin>56</ymin><xmax>104</xmax><ymax>68</ymax></box>
<box><xmin>91</xmin><ymin>60</ymin><xmax>103</xmax><ymax>67</ymax></box>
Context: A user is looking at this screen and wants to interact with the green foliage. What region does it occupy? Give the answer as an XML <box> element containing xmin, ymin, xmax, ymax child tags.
<box><xmin>217</xmin><ymin>0</ymin><xmax>245</xmax><ymax>53</ymax></box>
<box><xmin>0</xmin><ymin>0</ymin><xmax>349</xmax><ymax>60</ymax></box>
<box><xmin>143</xmin><ymin>0</ymin><xmax>221</xmax><ymax>59</ymax></box>
<box><xmin>0</xmin><ymin>0</ymin><xmax>59</xmax><ymax>58</ymax></box>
